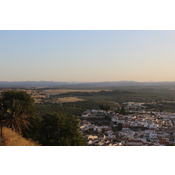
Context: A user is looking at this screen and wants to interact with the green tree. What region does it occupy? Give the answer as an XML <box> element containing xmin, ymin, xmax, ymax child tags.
<box><xmin>105</xmin><ymin>103</ymin><xmax>108</xmax><ymax>110</ymax></box>
<box><xmin>2</xmin><ymin>99</ymin><xmax>34</xmax><ymax>134</ymax></box>
<box><xmin>120</xmin><ymin>106</ymin><xmax>126</xmax><ymax>114</ymax></box>
<box><xmin>118</xmin><ymin>123</ymin><xmax>123</xmax><ymax>131</ymax></box>
<box><xmin>99</xmin><ymin>103</ymin><xmax>110</xmax><ymax>110</ymax></box>
<box><xmin>21</xmin><ymin>115</ymin><xmax>42</xmax><ymax>141</ymax></box>
<box><xmin>39</xmin><ymin>112</ymin><xmax>87</xmax><ymax>146</ymax></box>
<box><xmin>2</xmin><ymin>90</ymin><xmax>36</xmax><ymax>135</ymax></box>
<box><xmin>101</xmin><ymin>128</ymin><xmax>106</xmax><ymax>134</ymax></box>
<box><xmin>105</xmin><ymin>115</ymin><xmax>111</xmax><ymax>121</ymax></box>
<box><xmin>2</xmin><ymin>90</ymin><xmax>36</xmax><ymax>117</ymax></box>
<box><xmin>159</xmin><ymin>106</ymin><xmax>164</xmax><ymax>112</ymax></box>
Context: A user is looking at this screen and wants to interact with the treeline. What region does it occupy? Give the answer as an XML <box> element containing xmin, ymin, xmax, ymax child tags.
<box><xmin>51</xmin><ymin>90</ymin><xmax>135</xmax><ymax>98</ymax></box>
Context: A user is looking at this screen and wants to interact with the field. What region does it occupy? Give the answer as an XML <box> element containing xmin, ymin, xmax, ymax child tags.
<box><xmin>1</xmin><ymin>88</ymin><xmax>111</xmax><ymax>104</ymax></box>
<box><xmin>46</xmin><ymin>97</ymin><xmax>85</xmax><ymax>103</ymax></box>
<box><xmin>1</xmin><ymin>86</ymin><xmax>175</xmax><ymax>114</ymax></box>
<box><xmin>44</xmin><ymin>89</ymin><xmax>111</xmax><ymax>95</ymax></box>
<box><xmin>35</xmin><ymin>101</ymin><xmax>99</xmax><ymax>117</ymax></box>
<box><xmin>46</xmin><ymin>86</ymin><xmax>175</xmax><ymax>113</ymax></box>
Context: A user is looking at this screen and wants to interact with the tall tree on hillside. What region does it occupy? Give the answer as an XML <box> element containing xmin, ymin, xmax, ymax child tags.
<box><xmin>2</xmin><ymin>99</ymin><xmax>34</xmax><ymax>134</ymax></box>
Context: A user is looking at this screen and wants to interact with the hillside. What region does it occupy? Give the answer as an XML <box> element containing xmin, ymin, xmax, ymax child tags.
<box><xmin>0</xmin><ymin>127</ymin><xmax>40</xmax><ymax>146</ymax></box>
<box><xmin>1</xmin><ymin>81</ymin><xmax>175</xmax><ymax>88</ymax></box>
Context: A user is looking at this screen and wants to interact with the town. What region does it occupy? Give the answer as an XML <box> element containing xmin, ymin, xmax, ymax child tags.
<box><xmin>80</xmin><ymin>102</ymin><xmax>175</xmax><ymax>146</ymax></box>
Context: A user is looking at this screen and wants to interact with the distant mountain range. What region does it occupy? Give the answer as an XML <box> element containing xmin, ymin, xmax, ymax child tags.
<box><xmin>0</xmin><ymin>81</ymin><xmax>175</xmax><ymax>88</ymax></box>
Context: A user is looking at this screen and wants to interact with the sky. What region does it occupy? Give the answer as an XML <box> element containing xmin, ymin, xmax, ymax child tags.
<box><xmin>0</xmin><ymin>30</ymin><xmax>175</xmax><ymax>82</ymax></box>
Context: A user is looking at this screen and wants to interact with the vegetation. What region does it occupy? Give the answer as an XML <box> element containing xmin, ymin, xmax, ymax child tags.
<box><xmin>1</xmin><ymin>90</ymin><xmax>87</xmax><ymax>146</ymax></box>
<box><xmin>115</xmin><ymin>106</ymin><xmax>133</xmax><ymax>115</ymax></box>
<box><xmin>1</xmin><ymin>91</ymin><xmax>36</xmax><ymax>134</ymax></box>
<box><xmin>35</xmin><ymin>100</ymin><xmax>99</xmax><ymax>117</ymax></box>
<box><xmin>21</xmin><ymin>111</ymin><xmax>87</xmax><ymax>146</ymax></box>
<box><xmin>143</xmin><ymin>102</ymin><xmax>175</xmax><ymax>113</ymax></box>
<box><xmin>118</xmin><ymin>123</ymin><xmax>123</xmax><ymax>131</ymax></box>
<box><xmin>84</xmin><ymin>118</ymin><xmax>111</xmax><ymax>126</ymax></box>
<box><xmin>99</xmin><ymin>103</ymin><xmax>110</xmax><ymax>110</ymax></box>
<box><xmin>38</xmin><ymin>112</ymin><xmax>87</xmax><ymax>146</ymax></box>
<box><xmin>2</xmin><ymin>99</ymin><xmax>34</xmax><ymax>134</ymax></box>
<box><xmin>2</xmin><ymin>86</ymin><xmax>175</xmax><ymax>146</ymax></box>
<box><xmin>1</xmin><ymin>127</ymin><xmax>39</xmax><ymax>146</ymax></box>
<box><xmin>21</xmin><ymin>115</ymin><xmax>42</xmax><ymax>141</ymax></box>
<box><xmin>51</xmin><ymin>90</ymin><xmax>134</xmax><ymax>98</ymax></box>
<box><xmin>2</xmin><ymin>90</ymin><xmax>36</xmax><ymax>116</ymax></box>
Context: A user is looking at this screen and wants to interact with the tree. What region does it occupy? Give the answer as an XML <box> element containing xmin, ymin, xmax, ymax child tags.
<box><xmin>2</xmin><ymin>90</ymin><xmax>36</xmax><ymax>117</ymax></box>
<box><xmin>105</xmin><ymin>104</ymin><xmax>108</xmax><ymax>110</ymax></box>
<box><xmin>39</xmin><ymin>112</ymin><xmax>87</xmax><ymax>146</ymax></box>
<box><xmin>2</xmin><ymin>90</ymin><xmax>36</xmax><ymax>134</ymax></box>
<box><xmin>105</xmin><ymin>115</ymin><xmax>111</xmax><ymax>121</ymax></box>
<box><xmin>99</xmin><ymin>103</ymin><xmax>110</xmax><ymax>111</ymax></box>
<box><xmin>101</xmin><ymin>128</ymin><xmax>106</xmax><ymax>134</ymax></box>
<box><xmin>118</xmin><ymin>123</ymin><xmax>123</xmax><ymax>131</ymax></box>
<box><xmin>21</xmin><ymin>115</ymin><xmax>42</xmax><ymax>141</ymax></box>
<box><xmin>2</xmin><ymin>99</ymin><xmax>34</xmax><ymax>134</ymax></box>
<box><xmin>159</xmin><ymin>106</ymin><xmax>164</xmax><ymax>112</ymax></box>
<box><xmin>120</xmin><ymin>106</ymin><xmax>126</xmax><ymax>114</ymax></box>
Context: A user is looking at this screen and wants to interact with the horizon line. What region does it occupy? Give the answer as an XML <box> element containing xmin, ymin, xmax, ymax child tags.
<box><xmin>0</xmin><ymin>80</ymin><xmax>175</xmax><ymax>83</ymax></box>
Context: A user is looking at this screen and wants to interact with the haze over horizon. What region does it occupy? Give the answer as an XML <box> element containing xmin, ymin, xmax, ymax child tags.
<box><xmin>1</xmin><ymin>80</ymin><xmax>175</xmax><ymax>83</ymax></box>
<box><xmin>1</xmin><ymin>30</ymin><xmax>175</xmax><ymax>82</ymax></box>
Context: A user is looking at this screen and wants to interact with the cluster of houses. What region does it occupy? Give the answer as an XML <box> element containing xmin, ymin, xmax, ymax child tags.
<box><xmin>81</xmin><ymin>109</ymin><xmax>115</xmax><ymax>118</ymax></box>
<box><xmin>80</xmin><ymin>108</ymin><xmax>175</xmax><ymax>146</ymax></box>
<box><xmin>123</xmin><ymin>102</ymin><xmax>146</xmax><ymax>110</ymax></box>
<box><xmin>79</xmin><ymin>120</ymin><xmax>121</xmax><ymax>146</ymax></box>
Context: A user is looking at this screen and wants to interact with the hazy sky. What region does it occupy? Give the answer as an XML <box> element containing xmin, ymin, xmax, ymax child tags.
<box><xmin>0</xmin><ymin>30</ymin><xmax>175</xmax><ymax>82</ymax></box>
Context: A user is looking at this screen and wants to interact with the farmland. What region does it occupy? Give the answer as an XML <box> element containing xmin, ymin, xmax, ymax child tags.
<box><xmin>45</xmin><ymin>97</ymin><xmax>85</xmax><ymax>103</ymax></box>
<box><xmin>1</xmin><ymin>86</ymin><xmax>175</xmax><ymax>114</ymax></box>
<box><xmin>44</xmin><ymin>89</ymin><xmax>111</xmax><ymax>95</ymax></box>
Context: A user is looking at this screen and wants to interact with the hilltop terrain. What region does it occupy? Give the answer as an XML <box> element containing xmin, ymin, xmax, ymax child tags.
<box><xmin>1</xmin><ymin>81</ymin><xmax>175</xmax><ymax>88</ymax></box>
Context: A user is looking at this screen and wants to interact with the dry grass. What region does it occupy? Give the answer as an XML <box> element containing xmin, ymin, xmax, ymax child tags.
<box><xmin>45</xmin><ymin>97</ymin><xmax>85</xmax><ymax>103</ymax></box>
<box><xmin>55</xmin><ymin>97</ymin><xmax>85</xmax><ymax>103</ymax></box>
<box><xmin>1</xmin><ymin>127</ymin><xmax>40</xmax><ymax>146</ymax></box>
<box><xmin>44</xmin><ymin>89</ymin><xmax>111</xmax><ymax>95</ymax></box>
